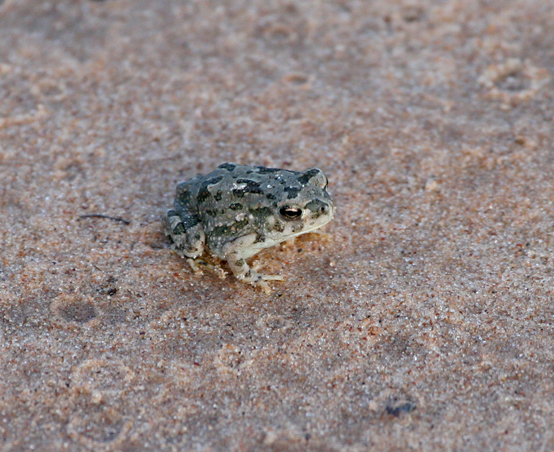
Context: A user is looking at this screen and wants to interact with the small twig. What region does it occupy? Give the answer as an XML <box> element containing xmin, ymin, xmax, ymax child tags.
<box><xmin>78</xmin><ymin>214</ymin><xmax>131</xmax><ymax>225</ymax></box>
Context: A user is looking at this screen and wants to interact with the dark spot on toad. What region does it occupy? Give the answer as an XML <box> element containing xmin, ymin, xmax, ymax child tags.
<box><xmin>233</xmin><ymin>179</ymin><xmax>265</xmax><ymax>196</ymax></box>
<box><xmin>249</xmin><ymin>206</ymin><xmax>274</xmax><ymax>223</ymax></box>
<box><xmin>218</xmin><ymin>163</ymin><xmax>236</xmax><ymax>172</ymax></box>
<box><xmin>266</xmin><ymin>193</ymin><xmax>277</xmax><ymax>200</ymax></box>
<box><xmin>229</xmin><ymin>203</ymin><xmax>243</xmax><ymax>211</ymax></box>
<box><xmin>255</xmin><ymin>166</ymin><xmax>282</xmax><ymax>174</ymax></box>
<box><xmin>166</xmin><ymin>209</ymin><xmax>180</xmax><ymax>219</ymax></box>
<box><xmin>254</xmin><ymin>233</ymin><xmax>266</xmax><ymax>244</ymax></box>
<box><xmin>176</xmin><ymin>185</ymin><xmax>193</xmax><ymax>204</ymax></box>
<box><xmin>173</xmin><ymin>223</ymin><xmax>186</xmax><ymax>235</ymax></box>
<box><xmin>214</xmin><ymin>190</ymin><xmax>223</xmax><ymax>201</ymax></box>
<box><xmin>212</xmin><ymin>218</ymin><xmax>249</xmax><ymax>237</ymax></box>
<box><xmin>181</xmin><ymin>214</ymin><xmax>199</xmax><ymax>229</ymax></box>
<box><xmin>298</xmin><ymin>168</ymin><xmax>321</xmax><ymax>185</ymax></box>
<box><xmin>207</xmin><ymin>176</ymin><xmax>223</xmax><ymax>185</ymax></box>
<box><xmin>285</xmin><ymin>187</ymin><xmax>301</xmax><ymax>199</ymax></box>
<box><xmin>197</xmin><ymin>183</ymin><xmax>212</xmax><ymax>203</ymax></box>
<box><xmin>305</xmin><ymin>199</ymin><xmax>330</xmax><ymax>219</ymax></box>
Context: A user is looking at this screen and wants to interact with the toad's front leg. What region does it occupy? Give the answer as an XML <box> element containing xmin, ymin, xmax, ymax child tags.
<box><xmin>223</xmin><ymin>234</ymin><xmax>284</xmax><ymax>286</ymax></box>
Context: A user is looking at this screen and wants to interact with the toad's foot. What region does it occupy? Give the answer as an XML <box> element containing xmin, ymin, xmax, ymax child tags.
<box><xmin>186</xmin><ymin>257</ymin><xmax>227</xmax><ymax>279</ymax></box>
<box><xmin>241</xmin><ymin>271</ymin><xmax>284</xmax><ymax>294</ymax></box>
<box><xmin>241</xmin><ymin>270</ymin><xmax>284</xmax><ymax>294</ymax></box>
<box><xmin>227</xmin><ymin>256</ymin><xmax>284</xmax><ymax>292</ymax></box>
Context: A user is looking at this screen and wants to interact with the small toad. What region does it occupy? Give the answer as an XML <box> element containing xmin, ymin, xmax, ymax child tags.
<box><xmin>163</xmin><ymin>163</ymin><xmax>334</xmax><ymax>288</ymax></box>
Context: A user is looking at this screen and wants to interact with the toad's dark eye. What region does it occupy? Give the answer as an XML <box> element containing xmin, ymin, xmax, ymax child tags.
<box><xmin>280</xmin><ymin>206</ymin><xmax>302</xmax><ymax>221</ymax></box>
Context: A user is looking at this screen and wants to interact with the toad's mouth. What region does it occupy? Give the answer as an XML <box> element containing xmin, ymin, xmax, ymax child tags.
<box><xmin>289</xmin><ymin>207</ymin><xmax>335</xmax><ymax>238</ymax></box>
<box><xmin>299</xmin><ymin>216</ymin><xmax>333</xmax><ymax>234</ymax></box>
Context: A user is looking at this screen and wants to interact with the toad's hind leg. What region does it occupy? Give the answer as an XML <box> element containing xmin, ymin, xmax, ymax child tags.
<box><xmin>162</xmin><ymin>208</ymin><xmax>205</xmax><ymax>258</ymax></box>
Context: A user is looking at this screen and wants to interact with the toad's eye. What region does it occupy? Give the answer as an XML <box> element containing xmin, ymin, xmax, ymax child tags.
<box><xmin>279</xmin><ymin>206</ymin><xmax>302</xmax><ymax>221</ymax></box>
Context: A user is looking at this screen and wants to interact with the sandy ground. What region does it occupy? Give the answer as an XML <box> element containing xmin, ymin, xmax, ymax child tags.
<box><xmin>1</xmin><ymin>0</ymin><xmax>554</xmax><ymax>451</ymax></box>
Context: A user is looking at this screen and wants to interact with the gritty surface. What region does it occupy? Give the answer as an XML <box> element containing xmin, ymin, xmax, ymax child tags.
<box><xmin>163</xmin><ymin>162</ymin><xmax>334</xmax><ymax>286</ymax></box>
<box><xmin>1</xmin><ymin>0</ymin><xmax>554</xmax><ymax>451</ymax></box>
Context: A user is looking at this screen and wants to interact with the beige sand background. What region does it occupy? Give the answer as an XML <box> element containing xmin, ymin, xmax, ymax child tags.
<box><xmin>1</xmin><ymin>0</ymin><xmax>554</xmax><ymax>450</ymax></box>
